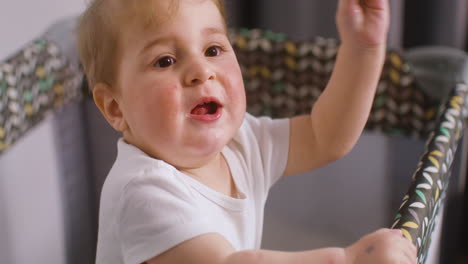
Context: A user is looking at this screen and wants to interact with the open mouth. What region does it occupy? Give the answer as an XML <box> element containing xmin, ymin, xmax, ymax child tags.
<box><xmin>190</xmin><ymin>100</ymin><xmax>222</xmax><ymax>115</ymax></box>
<box><xmin>189</xmin><ymin>98</ymin><xmax>223</xmax><ymax>122</ymax></box>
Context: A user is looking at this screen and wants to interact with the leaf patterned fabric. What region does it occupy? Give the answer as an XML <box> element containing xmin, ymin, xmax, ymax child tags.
<box><xmin>392</xmin><ymin>83</ymin><xmax>468</xmax><ymax>264</ymax></box>
<box><xmin>229</xmin><ymin>28</ymin><xmax>438</xmax><ymax>139</ymax></box>
<box><xmin>0</xmin><ymin>39</ymin><xmax>83</xmax><ymax>152</ymax></box>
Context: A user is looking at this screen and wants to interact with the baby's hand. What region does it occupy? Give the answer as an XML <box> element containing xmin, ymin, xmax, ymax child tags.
<box><xmin>345</xmin><ymin>228</ymin><xmax>417</xmax><ymax>264</ymax></box>
<box><xmin>336</xmin><ymin>0</ymin><xmax>390</xmax><ymax>50</ymax></box>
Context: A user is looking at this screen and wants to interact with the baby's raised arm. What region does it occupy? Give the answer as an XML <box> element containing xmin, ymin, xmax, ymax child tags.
<box><xmin>283</xmin><ymin>0</ymin><xmax>391</xmax><ymax>176</ymax></box>
<box><xmin>146</xmin><ymin>229</ymin><xmax>416</xmax><ymax>264</ymax></box>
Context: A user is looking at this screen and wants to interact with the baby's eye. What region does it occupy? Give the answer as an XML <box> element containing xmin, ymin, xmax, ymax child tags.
<box><xmin>205</xmin><ymin>46</ymin><xmax>222</xmax><ymax>57</ymax></box>
<box><xmin>153</xmin><ymin>56</ymin><xmax>176</xmax><ymax>68</ymax></box>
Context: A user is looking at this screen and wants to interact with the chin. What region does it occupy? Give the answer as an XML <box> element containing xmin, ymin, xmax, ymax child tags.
<box><xmin>188</xmin><ymin>132</ymin><xmax>232</xmax><ymax>156</ymax></box>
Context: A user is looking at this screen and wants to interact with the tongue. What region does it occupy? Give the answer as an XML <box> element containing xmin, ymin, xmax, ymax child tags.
<box><xmin>191</xmin><ymin>105</ymin><xmax>209</xmax><ymax>115</ymax></box>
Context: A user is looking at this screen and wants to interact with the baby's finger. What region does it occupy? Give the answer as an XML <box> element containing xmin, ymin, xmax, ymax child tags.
<box><xmin>399</xmin><ymin>239</ymin><xmax>418</xmax><ymax>264</ymax></box>
<box><xmin>403</xmin><ymin>247</ymin><xmax>417</xmax><ymax>264</ymax></box>
<box><xmin>338</xmin><ymin>0</ymin><xmax>360</xmax><ymax>14</ymax></box>
<box><xmin>360</xmin><ymin>0</ymin><xmax>388</xmax><ymax>10</ymax></box>
<box><xmin>389</xmin><ymin>228</ymin><xmax>403</xmax><ymax>236</ymax></box>
<box><xmin>405</xmin><ymin>252</ymin><xmax>418</xmax><ymax>264</ymax></box>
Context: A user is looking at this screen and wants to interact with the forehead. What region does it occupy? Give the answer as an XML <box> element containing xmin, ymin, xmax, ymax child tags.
<box><xmin>113</xmin><ymin>0</ymin><xmax>175</xmax><ymax>30</ymax></box>
<box><xmin>118</xmin><ymin>0</ymin><xmax>225</xmax><ymax>55</ymax></box>
<box><xmin>117</xmin><ymin>0</ymin><xmax>222</xmax><ymax>32</ymax></box>
<box><xmin>112</xmin><ymin>0</ymin><xmax>226</xmax><ymax>71</ymax></box>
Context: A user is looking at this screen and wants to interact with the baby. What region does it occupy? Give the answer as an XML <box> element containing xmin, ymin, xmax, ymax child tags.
<box><xmin>77</xmin><ymin>0</ymin><xmax>417</xmax><ymax>263</ymax></box>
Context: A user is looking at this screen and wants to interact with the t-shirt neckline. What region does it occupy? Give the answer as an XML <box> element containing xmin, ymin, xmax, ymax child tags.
<box><xmin>175</xmin><ymin>147</ymin><xmax>248</xmax><ymax>212</ymax></box>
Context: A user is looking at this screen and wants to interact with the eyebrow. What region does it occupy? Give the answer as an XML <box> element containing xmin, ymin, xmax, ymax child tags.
<box><xmin>139</xmin><ymin>26</ymin><xmax>227</xmax><ymax>56</ymax></box>
<box><xmin>201</xmin><ymin>26</ymin><xmax>226</xmax><ymax>37</ymax></box>
<box><xmin>139</xmin><ymin>36</ymin><xmax>173</xmax><ymax>56</ymax></box>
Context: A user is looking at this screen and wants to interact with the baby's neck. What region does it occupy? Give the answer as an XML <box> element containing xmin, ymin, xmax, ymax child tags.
<box><xmin>180</xmin><ymin>153</ymin><xmax>238</xmax><ymax>198</ymax></box>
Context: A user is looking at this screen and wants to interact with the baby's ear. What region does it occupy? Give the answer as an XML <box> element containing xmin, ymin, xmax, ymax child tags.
<box><xmin>93</xmin><ymin>83</ymin><xmax>128</xmax><ymax>132</ymax></box>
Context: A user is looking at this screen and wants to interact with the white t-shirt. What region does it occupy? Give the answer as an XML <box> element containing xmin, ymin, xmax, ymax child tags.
<box><xmin>96</xmin><ymin>114</ymin><xmax>290</xmax><ymax>264</ymax></box>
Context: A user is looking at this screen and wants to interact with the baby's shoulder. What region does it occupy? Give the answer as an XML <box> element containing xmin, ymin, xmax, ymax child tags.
<box><xmin>108</xmin><ymin>156</ymin><xmax>180</xmax><ymax>195</ymax></box>
<box><xmin>101</xmin><ymin>142</ymin><xmax>187</xmax><ymax>208</ymax></box>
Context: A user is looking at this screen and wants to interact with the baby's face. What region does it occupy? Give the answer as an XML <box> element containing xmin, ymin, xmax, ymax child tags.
<box><xmin>115</xmin><ymin>0</ymin><xmax>246</xmax><ymax>168</ymax></box>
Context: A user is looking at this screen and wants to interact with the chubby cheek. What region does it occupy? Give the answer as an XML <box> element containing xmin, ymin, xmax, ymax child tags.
<box><xmin>128</xmin><ymin>81</ymin><xmax>182</xmax><ymax>141</ymax></box>
<box><xmin>146</xmin><ymin>84</ymin><xmax>182</xmax><ymax>135</ymax></box>
<box><xmin>224</xmin><ymin>62</ymin><xmax>246</xmax><ymax>118</ymax></box>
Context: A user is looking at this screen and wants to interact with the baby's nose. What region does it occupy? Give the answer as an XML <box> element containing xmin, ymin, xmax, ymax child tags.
<box><xmin>184</xmin><ymin>62</ymin><xmax>216</xmax><ymax>86</ymax></box>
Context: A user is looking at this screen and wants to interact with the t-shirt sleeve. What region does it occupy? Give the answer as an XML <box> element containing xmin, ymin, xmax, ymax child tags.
<box><xmin>236</xmin><ymin>113</ymin><xmax>290</xmax><ymax>193</ymax></box>
<box><xmin>117</xmin><ymin>168</ymin><xmax>215</xmax><ymax>264</ymax></box>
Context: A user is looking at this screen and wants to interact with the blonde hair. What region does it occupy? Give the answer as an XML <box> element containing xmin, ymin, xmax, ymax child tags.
<box><xmin>77</xmin><ymin>0</ymin><xmax>227</xmax><ymax>90</ymax></box>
